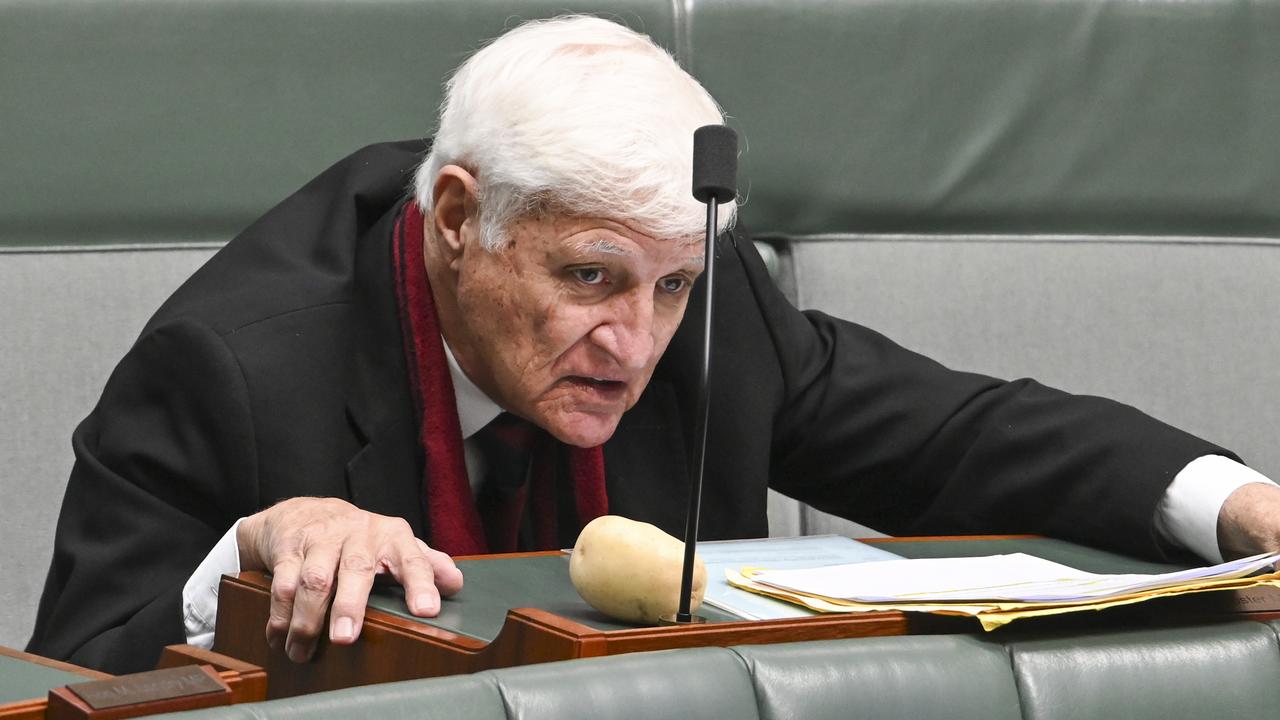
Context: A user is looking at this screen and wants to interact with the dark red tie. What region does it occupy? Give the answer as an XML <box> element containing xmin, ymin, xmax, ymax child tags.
<box><xmin>473</xmin><ymin>413</ymin><xmax>540</xmax><ymax>552</ymax></box>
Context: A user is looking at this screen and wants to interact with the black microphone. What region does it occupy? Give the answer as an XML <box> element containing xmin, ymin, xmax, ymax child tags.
<box><xmin>669</xmin><ymin>125</ymin><xmax>738</xmax><ymax>624</ymax></box>
<box><xmin>692</xmin><ymin>125</ymin><xmax>738</xmax><ymax>204</ymax></box>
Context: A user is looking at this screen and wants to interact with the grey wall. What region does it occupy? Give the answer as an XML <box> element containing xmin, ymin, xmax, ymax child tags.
<box><xmin>0</xmin><ymin>247</ymin><xmax>217</xmax><ymax>649</ymax></box>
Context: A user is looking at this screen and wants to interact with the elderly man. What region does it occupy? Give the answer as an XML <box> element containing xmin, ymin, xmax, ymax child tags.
<box><xmin>28</xmin><ymin>16</ymin><xmax>1280</xmax><ymax>674</ymax></box>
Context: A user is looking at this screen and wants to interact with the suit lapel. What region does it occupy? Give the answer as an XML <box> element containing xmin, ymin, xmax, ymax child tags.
<box><xmin>345</xmin><ymin>415</ymin><xmax>424</xmax><ymax>532</ymax></box>
<box><xmin>604</xmin><ymin>379</ymin><xmax>691</xmax><ymax>537</ymax></box>
<box><xmin>344</xmin><ymin>201</ymin><xmax>429</xmax><ymax>535</ymax></box>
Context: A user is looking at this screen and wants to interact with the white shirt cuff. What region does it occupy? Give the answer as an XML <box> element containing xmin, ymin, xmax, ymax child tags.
<box><xmin>181</xmin><ymin>519</ymin><xmax>244</xmax><ymax>649</ymax></box>
<box><xmin>1154</xmin><ymin>455</ymin><xmax>1277</xmax><ymax>563</ymax></box>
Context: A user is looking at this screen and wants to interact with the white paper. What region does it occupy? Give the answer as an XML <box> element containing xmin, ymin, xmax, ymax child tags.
<box><xmin>750</xmin><ymin>551</ymin><xmax>1280</xmax><ymax>604</ymax></box>
<box><xmin>696</xmin><ymin>535</ymin><xmax>902</xmax><ymax>619</ymax></box>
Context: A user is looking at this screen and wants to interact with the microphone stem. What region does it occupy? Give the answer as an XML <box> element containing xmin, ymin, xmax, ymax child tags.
<box><xmin>677</xmin><ymin>199</ymin><xmax>717</xmax><ymax>622</ymax></box>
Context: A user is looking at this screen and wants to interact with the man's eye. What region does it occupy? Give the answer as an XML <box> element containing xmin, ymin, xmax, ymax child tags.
<box><xmin>573</xmin><ymin>268</ymin><xmax>606</xmax><ymax>285</ymax></box>
<box><xmin>659</xmin><ymin>276</ymin><xmax>688</xmax><ymax>294</ymax></box>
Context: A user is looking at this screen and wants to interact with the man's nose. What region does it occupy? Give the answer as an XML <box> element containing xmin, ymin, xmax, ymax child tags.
<box><xmin>591</xmin><ymin>289</ymin><xmax>656</xmax><ymax>370</ymax></box>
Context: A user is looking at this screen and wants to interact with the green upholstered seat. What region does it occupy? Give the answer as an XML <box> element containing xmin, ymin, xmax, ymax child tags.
<box><xmin>686</xmin><ymin>0</ymin><xmax>1280</xmax><ymax>238</ymax></box>
<box><xmin>489</xmin><ymin>648</ymin><xmax>759</xmax><ymax>720</ymax></box>
<box><xmin>733</xmin><ymin>635</ymin><xmax>1023</xmax><ymax>720</ymax></box>
<box><xmin>147</xmin><ymin>621</ymin><xmax>1280</xmax><ymax>720</ymax></box>
<box><xmin>149</xmin><ymin>672</ymin><xmax>509</xmax><ymax>720</ymax></box>
<box><xmin>1010</xmin><ymin>622</ymin><xmax>1280</xmax><ymax>720</ymax></box>
<box><xmin>682</xmin><ymin>0</ymin><xmax>1280</xmax><ymax>536</ymax></box>
<box><xmin>0</xmin><ymin>0</ymin><xmax>677</xmax><ymax>250</ymax></box>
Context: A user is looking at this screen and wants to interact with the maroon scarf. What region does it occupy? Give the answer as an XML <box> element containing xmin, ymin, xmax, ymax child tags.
<box><xmin>391</xmin><ymin>201</ymin><xmax>607</xmax><ymax>555</ymax></box>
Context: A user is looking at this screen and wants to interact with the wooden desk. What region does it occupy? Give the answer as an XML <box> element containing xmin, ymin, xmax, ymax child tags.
<box><xmin>214</xmin><ymin>549</ymin><xmax>930</xmax><ymax>698</ymax></box>
<box><xmin>0</xmin><ymin>646</ymin><xmax>265</xmax><ymax>720</ymax></box>
<box><xmin>0</xmin><ymin>648</ymin><xmax>106</xmax><ymax>720</ymax></box>
<box><xmin>212</xmin><ymin>536</ymin><xmax>1280</xmax><ymax>699</ymax></box>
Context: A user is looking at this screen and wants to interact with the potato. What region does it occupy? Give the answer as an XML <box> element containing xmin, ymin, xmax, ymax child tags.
<box><xmin>569</xmin><ymin>515</ymin><xmax>707</xmax><ymax>624</ymax></box>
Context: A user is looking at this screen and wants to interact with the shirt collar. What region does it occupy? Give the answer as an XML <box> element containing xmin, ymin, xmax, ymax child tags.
<box><xmin>442</xmin><ymin>337</ymin><xmax>502</xmax><ymax>439</ymax></box>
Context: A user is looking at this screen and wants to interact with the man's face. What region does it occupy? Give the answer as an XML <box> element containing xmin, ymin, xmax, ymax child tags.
<box><xmin>447</xmin><ymin>214</ymin><xmax>704</xmax><ymax>448</ymax></box>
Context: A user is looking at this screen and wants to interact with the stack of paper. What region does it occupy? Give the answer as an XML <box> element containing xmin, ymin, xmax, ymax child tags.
<box><xmin>696</xmin><ymin>535</ymin><xmax>901</xmax><ymax>620</ymax></box>
<box><xmin>727</xmin><ymin>551</ymin><xmax>1280</xmax><ymax>629</ymax></box>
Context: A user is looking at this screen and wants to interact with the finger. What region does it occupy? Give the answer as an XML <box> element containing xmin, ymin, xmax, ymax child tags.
<box><xmin>266</xmin><ymin>556</ymin><xmax>303</xmax><ymax>653</ymax></box>
<box><xmin>393</xmin><ymin>540</ymin><xmax>465</xmax><ymax>616</ymax></box>
<box><xmin>386</xmin><ymin>538</ymin><xmax>441</xmax><ymax>616</ymax></box>
<box><xmin>328</xmin><ymin>540</ymin><xmax>378</xmax><ymax>645</ymax></box>
<box><xmin>420</xmin><ymin>540</ymin><xmax>465</xmax><ymax>597</ymax></box>
<box><xmin>285</xmin><ymin>546</ymin><xmax>340</xmax><ymax>663</ymax></box>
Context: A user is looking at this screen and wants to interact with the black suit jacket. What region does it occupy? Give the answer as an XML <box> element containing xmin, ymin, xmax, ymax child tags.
<box><xmin>29</xmin><ymin>140</ymin><xmax>1230</xmax><ymax>672</ymax></box>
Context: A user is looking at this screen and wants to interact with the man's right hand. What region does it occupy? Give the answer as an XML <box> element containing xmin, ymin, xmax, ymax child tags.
<box><xmin>236</xmin><ymin>497</ymin><xmax>464</xmax><ymax>663</ymax></box>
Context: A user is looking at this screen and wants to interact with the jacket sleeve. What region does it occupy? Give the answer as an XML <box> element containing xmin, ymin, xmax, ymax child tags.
<box><xmin>735</xmin><ymin>230</ymin><xmax>1234</xmax><ymax>559</ymax></box>
<box><xmin>27</xmin><ymin>318</ymin><xmax>259</xmax><ymax>673</ymax></box>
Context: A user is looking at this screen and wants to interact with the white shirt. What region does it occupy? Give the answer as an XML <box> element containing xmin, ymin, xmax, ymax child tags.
<box><xmin>181</xmin><ymin>349</ymin><xmax>1276</xmax><ymax>647</ymax></box>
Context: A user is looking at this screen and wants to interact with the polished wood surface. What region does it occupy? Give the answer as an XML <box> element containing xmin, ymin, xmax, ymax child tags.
<box><xmin>0</xmin><ymin>648</ymin><xmax>109</xmax><ymax>681</ymax></box>
<box><xmin>213</xmin><ymin>565</ymin><xmax>911</xmax><ymax>698</ymax></box>
<box><xmin>44</xmin><ymin>666</ymin><xmax>230</xmax><ymax>720</ymax></box>
<box><xmin>0</xmin><ymin>646</ymin><xmax>264</xmax><ymax>720</ymax></box>
<box><xmin>0</xmin><ymin>698</ymin><xmax>48</xmax><ymax>720</ymax></box>
<box><xmin>156</xmin><ymin>646</ymin><xmax>268</xmax><ymax>705</ymax></box>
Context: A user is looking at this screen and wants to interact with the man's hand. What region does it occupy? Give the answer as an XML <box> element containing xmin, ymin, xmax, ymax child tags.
<box><xmin>236</xmin><ymin>497</ymin><xmax>464</xmax><ymax>663</ymax></box>
<box><xmin>1217</xmin><ymin>482</ymin><xmax>1280</xmax><ymax>560</ymax></box>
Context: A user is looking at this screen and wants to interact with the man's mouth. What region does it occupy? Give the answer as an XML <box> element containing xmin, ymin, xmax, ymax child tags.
<box><xmin>565</xmin><ymin>375</ymin><xmax>627</xmax><ymax>396</ymax></box>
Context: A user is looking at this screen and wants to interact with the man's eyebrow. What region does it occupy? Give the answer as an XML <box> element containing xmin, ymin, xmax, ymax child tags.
<box><xmin>568</xmin><ymin>237</ymin><xmax>705</xmax><ymax>269</ymax></box>
<box><xmin>570</xmin><ymin>237</ymin><xmax>631</xmax><ymax>256</ymax></box>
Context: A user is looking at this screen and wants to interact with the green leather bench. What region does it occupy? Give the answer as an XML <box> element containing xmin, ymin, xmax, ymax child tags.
<box><xmin>6</xmin><ymin>0</ymin><xmax>1280</xmax><ymax>653</ymax></box>
<box><xmin>144</xmin><ymin>621</ymin><xmax>1280</xmax><ymax>720</ymax></box>
<box><xmin>684</xmin><ymin>0</ymin><xmax>1280</xmax><ymax>537</ymax></box>
<box><xmin>1</xmin><ymin>0</ymin><xmax>684</xmax><ymax>652</ymax></box>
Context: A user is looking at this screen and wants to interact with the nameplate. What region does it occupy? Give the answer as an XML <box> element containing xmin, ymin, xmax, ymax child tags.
<box><xmin>55</xmin><ymin>661</ymin><xmax>230</xmax><ymax>712</ymax></box>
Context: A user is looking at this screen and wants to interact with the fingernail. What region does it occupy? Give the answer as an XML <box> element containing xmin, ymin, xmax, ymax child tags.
<box><xmin>414</xmin><ymin>594</ymin><xmax>437</xmax><ymax>614</ymax></box>
<box><xmin>288</xmin><ymin>640</ymin><xmax>312</xmax><ymax>664</ymax></box>
<box><xmin>332</xmin><ymin>616</ymin><xmax>354</xmax><ymax>641</ymax></box>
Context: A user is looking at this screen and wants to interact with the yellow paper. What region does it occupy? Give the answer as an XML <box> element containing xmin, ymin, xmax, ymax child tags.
<box><xmin>727</xmin><ymin>567</ymin><xmax>1280</xmax><ymax>631</ymax></box>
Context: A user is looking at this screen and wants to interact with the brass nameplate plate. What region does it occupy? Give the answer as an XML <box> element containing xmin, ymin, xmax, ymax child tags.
<box><xmin>66</xmin><ymin>665</ymin><xmax>225</xmax><ymax>710</ymax></box>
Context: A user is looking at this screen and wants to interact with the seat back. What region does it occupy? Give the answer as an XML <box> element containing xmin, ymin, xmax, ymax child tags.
<box><xmin>686</xmin><ymin>0</ymin><xmax>1280</xmax><ymax>535</ymax></box>
<box><xmin>145</xmin><ymin>621</ymin><xmax>1280</xmax><ymax>720</ymax></box>
<box><xmin>0</xmin><ymin>0</ymin><xmax>677</xmax><ymax>650</ymax></box>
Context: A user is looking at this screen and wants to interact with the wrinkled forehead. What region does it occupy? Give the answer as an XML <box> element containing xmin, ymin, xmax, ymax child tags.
<box><xmin>569</xmin><ymin>238</ymin><xmax>706</xmax><ymax>272</ymax></box>
<box><xmin>529</xmin><ymin>198</ymin><xmax>704</xmax><ymax>242</ymax></box>
<box><xmin>563</xmin><ymin>222</ymin><xmax>706</xmax><ymax>268</ymax></box>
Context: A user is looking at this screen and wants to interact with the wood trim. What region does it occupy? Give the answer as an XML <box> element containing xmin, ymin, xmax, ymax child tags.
<box><xmin>453</xmin><ymin>550</ymin><xmax>566</xmax><ymax>561</ymax></box>
<box><xmin>44</xmin><ymin>666</ymin><xmax>231</xmax><ymax>720</ymax></box>
<box><xmin>0</xmin><ymin>646</ymin><xmax>267</xmax><ymax>719</ymax></box>
<box><xmin>213</xmin><ymin>567</ymin><xmax>911</xmax><ymax>698</ymax></box>
<box><xmin>0</xmin><ymin>647</ymin><xmax>110</xmax><ymax>720</ymax></box>
<box><xmin>0</xmin><ymin>698</ymin><xmax>48</xmax><ymax>720</ymax></box>
<box><xmin>0</xmin><ymin>648</ymin><xmax>109</xmax><ymax>681</ymax></box>
<box><xmin>156</xmin><ymin>647</ymin><xmax>267</xmax><ymax>704</ymax></box>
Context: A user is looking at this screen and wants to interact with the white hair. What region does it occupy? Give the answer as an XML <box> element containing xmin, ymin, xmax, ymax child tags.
<box><xmin>414</xmin><ymin>15</ymin><xmax>736</xmax><ymax>250</ymax></box>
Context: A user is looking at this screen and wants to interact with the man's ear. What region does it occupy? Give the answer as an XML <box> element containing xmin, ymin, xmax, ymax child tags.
<box><xmin>429</xmin><ymin>165</ymin><xmax>480</xmax><ymax>268</ymax></box>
